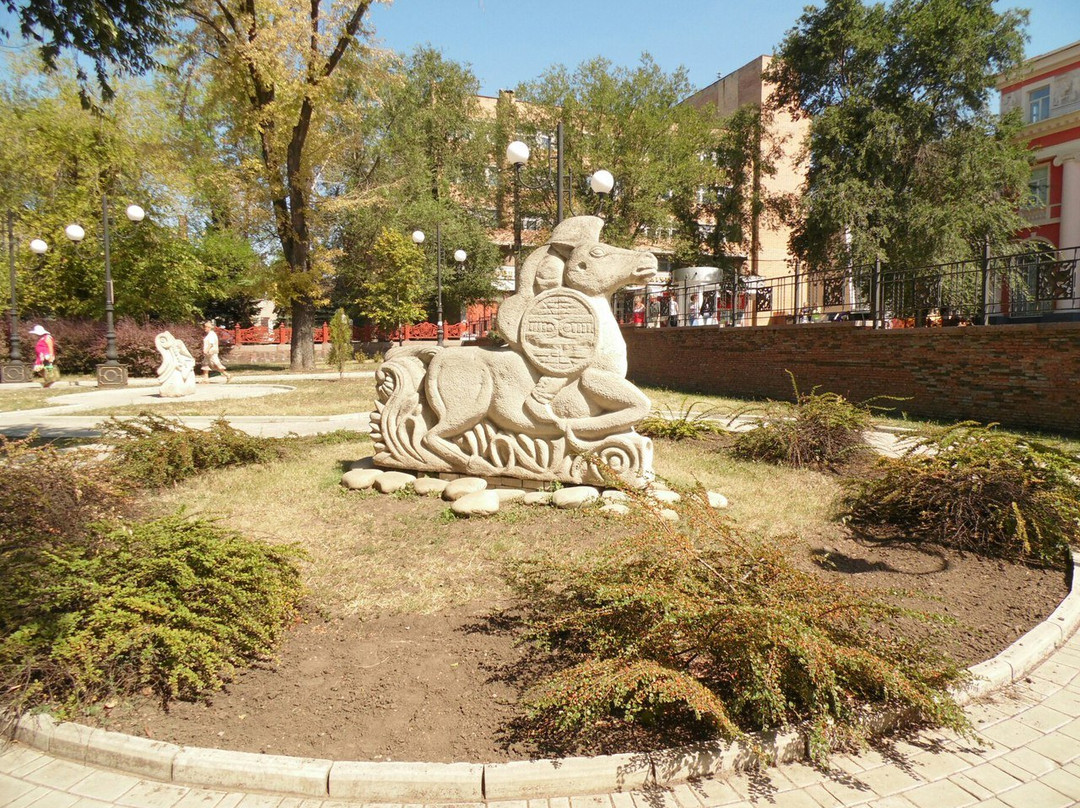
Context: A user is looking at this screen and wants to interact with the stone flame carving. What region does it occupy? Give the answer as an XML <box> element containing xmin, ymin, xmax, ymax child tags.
<box><xmin>155</xmin><ymin>331</ymin><xmax>197</xmax><ymax>397</ymax></box>
<box><xmin>370</xmin><ymin>216</ymin><xmax>657</xmax><ymax>485</ymax></box>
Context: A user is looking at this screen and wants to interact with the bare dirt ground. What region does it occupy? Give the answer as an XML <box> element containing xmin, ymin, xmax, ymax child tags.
<box><xmin>89</xmin><ymin>519</ymin><xmax>1068</xmax><ymax>763</ymax></box>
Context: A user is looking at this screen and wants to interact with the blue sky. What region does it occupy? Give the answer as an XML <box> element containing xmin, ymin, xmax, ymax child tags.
<box><xmin>367</xmin><ymin>0</ymin><xmax>1080</xmax><ymax>97</ymax></box>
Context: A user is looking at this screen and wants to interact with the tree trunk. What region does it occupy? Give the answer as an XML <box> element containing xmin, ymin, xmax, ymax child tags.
<box><xmin>290</xmin><ymin>298</ymin><xmax>316</xmax><ymax>370</ymax></box>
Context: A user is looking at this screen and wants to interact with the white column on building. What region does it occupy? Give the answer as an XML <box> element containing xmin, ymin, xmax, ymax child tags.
<box><xmin>1054</xmin><ymin>152</ymin><xmax>1080</xmax><ymax>306</ymax></box>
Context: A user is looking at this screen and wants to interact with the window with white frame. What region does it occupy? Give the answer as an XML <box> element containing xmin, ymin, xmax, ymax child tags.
<box><xmin>1027</xmin><ymin>164</ymin><xmax>1050</xmax><ymax>208</ymax></box>
<box><xmin>1028</xmin><ymin>86</ymin><xmax>1050</xmax><ymax>123</ymax></box>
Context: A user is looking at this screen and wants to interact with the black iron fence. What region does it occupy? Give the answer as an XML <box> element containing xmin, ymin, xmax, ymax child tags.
<box><xmin>615</xmin><ymin>244</ymin><xmax>1080</xmax><ymax>328</ymax></box>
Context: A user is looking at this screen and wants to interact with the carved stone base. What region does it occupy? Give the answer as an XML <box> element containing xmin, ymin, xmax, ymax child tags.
<box><xmin>96</xmin><ymin>363</ymin><xmax>128</xmax><ymax>388</ymax></box>
<box><xmin>1</xmin><ymin>362</ymin><xmax>32</xmax><ymax>383</ymax></box>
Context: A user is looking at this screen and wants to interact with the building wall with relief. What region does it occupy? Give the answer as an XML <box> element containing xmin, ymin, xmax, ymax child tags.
<box><xmin>1000</xmin><ymin>40</ymin><xmax>1080</xmax><ymax>251</ymax></box>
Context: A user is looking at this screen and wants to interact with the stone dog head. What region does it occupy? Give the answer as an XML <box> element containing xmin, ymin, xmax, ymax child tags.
<box><xmin>496</xmin><ymin>215</ymin><xmax>658</xmax><ymax>350</ymax></box>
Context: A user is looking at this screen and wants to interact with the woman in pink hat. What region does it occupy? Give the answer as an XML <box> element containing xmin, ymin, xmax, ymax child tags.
<box><xmin>29</xmin><ymin>324</ymin><xmax>57</xmax><ymax>386</ymax></box>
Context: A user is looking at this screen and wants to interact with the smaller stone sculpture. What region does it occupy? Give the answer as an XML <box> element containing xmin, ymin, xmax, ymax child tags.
<box><xmin>155</xmin><ymin>331</ymin><xmax>197</xmax><ymax>397</ymax></box>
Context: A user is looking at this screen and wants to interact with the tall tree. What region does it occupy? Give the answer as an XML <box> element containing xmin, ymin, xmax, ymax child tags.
<box><xmin>332</xmin><ymin>47</ymin><xmax>501</xmax><ymax>323</ymax></box>
<box><xmin>181</xmin><ymin>0</ymin><xmax>379</xmax><ymax>370</ymax></box>
<box><xmin>767</xmin><ymin>0</ymin><xmax>1033</xmax><ymax>269</ymax></box>
<box><xmin>515</xmin><ymin>55</ymin><xmax>716</xmax><ymax>251</ymax></box>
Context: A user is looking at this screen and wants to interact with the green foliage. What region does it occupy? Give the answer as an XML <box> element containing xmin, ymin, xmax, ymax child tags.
<box><xmin>516</xmin><ymin>54</ymin><xmax>717</xmax><ymax>251</ymax></box>
<box><xmin>509</xmin><ymin>496</ymin><xmax>968</xmax><ymax>757</ymax></box>
<box><xmin>731</xmin><ymin>377</ymin><xmax>873</xmax><ymax>469</ymax></box>
<box><xmin>326</xmin><ymin>307</ymin><xmax>353</xmax><ymax>377</ymax></box>
<box><xmin>637</xmin><ymin>400</ymin><xmax>722</xmax><ymax>441</ymax></box>
<box><xmin>354</xmin><ymin>228</ymin><xmax>428</xmax><ymax>335</ymax></box>
<box><xmin>767</xmin><ymin>0</ymin><xmax>1032</xmax><ymax>268</ymax></box>
<box><xmin>840</xmin><ymin>423</ymin><xmax>1080</xmax><ymax>563</ymax></box>
<box><xmin>103</xmin><ymin>413</ymin><xmax>285</xmax><ymax>487</ymax></box>
<box><xmin>2</xmin><ymin>0</ymin><xmax>180</xmax><ymax>104</ymax></box>
<box><xmin>0</xmin><ymin>513</ymin><xmax>304</xmax><ymax>711</ymax></box>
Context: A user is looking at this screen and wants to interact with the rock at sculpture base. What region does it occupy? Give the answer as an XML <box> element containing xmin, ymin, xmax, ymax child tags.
<box><xmin>155</xmin><ymin>332</ymin><xmax>197</xmax><ymax>397</ymax></box>
<box><xmin>370</xmin><ymin>216</ymin><xmax>657</xmax><ymax>488</ymax></box>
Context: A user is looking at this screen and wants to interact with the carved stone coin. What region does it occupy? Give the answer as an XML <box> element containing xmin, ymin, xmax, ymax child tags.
<box><xmin>520</xmin><ymin>288</ymin><xmax>599</xmax><ymax>377</ymax></box>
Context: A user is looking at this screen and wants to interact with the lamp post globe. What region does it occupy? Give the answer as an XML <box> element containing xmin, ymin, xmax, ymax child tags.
<box><xmin>125</xmin><ymin>204</ymin><xmax>145</xmax><ymax>223</ymax></box>
<box><xmin>29</xmin><ymin>239</ymin><xmax>48</xmax><ymax>255</ymax></box>
<box><xmin>589</xmin><ymin>169</ymin><xmax>614</xmax><ymax>195</ymax></box>
<box><xmin>64</xmin><ymin>224</ymin><xmax>85</xmax><ymax>243</ymax></box>
<box><xmin>453</xmin><ymin>249</ymin><xmax>467</xmax><ymax>264</ymax></box>
<box><xmin>411</xmin><ymin>230</ymin><xmax>425</xmax><ymax>245</ymax></box>
<box><xmin>505</xmin><ymin>140</ymin><xmax>530</xmax><ymax>166</ymax></box>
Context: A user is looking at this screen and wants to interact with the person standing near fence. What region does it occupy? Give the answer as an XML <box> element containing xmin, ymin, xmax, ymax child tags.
<box><xmin>667</xmin><ymin>294</ymin><xmax>679</xmax><ymax>327</ymax></box>
<box><xmin>200</xmin><ymin>321</ymin><xmax>232</xmax><ymax>383</ymax></box>
<box><xmin>29</xmin><ymin>324</ymin><xmax>58</xmax><ymax>387</ymax></box>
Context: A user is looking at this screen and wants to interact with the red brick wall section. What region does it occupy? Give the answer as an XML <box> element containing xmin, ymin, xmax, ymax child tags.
<box><xmin>623</xmin><ymin>322</ymin><xmax>1080</xmax><ymax>436</ymax></box>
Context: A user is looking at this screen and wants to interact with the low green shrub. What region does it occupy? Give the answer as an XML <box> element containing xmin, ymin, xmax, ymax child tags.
<box><xmin>0</xmin><ymin>513</ymin><xmax>304</xmax><ymax>712</ymax></box>
<box><xmin>508</xmin><ymin>494</ymin><xmax>968</xmax><ymax>759</ymax></box>
<box><xmin>637</xmin><ymin>400</ymin><xmax>722</xmax><ymax>441</ymax></box>
<box><xmin>840</xmin><ymin>423</ymin><xmax>1080</xmax><ymax>563</ymax></box>
<box><xmin>731</xmin><ymin>376</ymin><xmax>873</xmax><ymax>469</ymax></box>
<box><xmin>103</xmin><ymin>413</ymin><xmax>285</xmax><ymax>487</ymax></box>
<box><xmin>0</xmin><ymin>435</ymin><xmax>129</xmax><ymax>551</ymax></box>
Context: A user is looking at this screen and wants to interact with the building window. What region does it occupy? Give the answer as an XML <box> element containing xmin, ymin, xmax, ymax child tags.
<box><xmin>1027</xmin><ymin>165</ymin><xmax>1050</xmax><ymax>208</ymax></box>
<box><xmin>1028</xmin><ymin>86</ymin><xmax>1050</xmax><ymax>123</ymax></box>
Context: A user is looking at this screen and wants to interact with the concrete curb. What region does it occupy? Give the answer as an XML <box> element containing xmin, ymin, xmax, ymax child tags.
<box><xmin>9</xmin><ymin>551</ymin><xmax>1080</xmax><ymax>802</ymax></box>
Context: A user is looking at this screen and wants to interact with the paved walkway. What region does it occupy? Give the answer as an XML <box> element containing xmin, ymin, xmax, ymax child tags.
<box><xmin>0</xmin><ymin>373</ymin><xmax>375</xmax><ymax>439</ymax></box>
<box><xmin>3</xmin><ymin>627</ymin><xmax>1080</xmax><ymax>807</ymax></box>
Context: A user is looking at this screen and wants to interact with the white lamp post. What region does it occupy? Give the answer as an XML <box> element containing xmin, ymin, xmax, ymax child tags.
<box><xmin>506</xmin><ymin>140</ymin><xmax>530</xmax><ymax>267</ymax></box>
<box><xmin>589</xmin><ymin>169</ymin><xmax>615</xmax><ymax>214</ymax></box>
<box><xmin>66</xmin><ymin>196</ymin><xmax>145</xmax><ymax>387</ymax></box>
<box><xmin>2</xmin><ymin>215</ymin><xmax>50</xmax><ymax>383</ymax></box>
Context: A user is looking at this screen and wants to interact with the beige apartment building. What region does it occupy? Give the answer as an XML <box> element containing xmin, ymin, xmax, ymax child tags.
<box><xmin>681</xmin><ymin>55</ymin><xmax>808</xmax><ymax>283</ymax></box>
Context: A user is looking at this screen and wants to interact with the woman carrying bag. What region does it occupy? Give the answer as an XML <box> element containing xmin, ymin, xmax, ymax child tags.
<box><xmin>29</xmin><ymin>324</ymin><xmax>59</xmax><ymax>387</ymax></box>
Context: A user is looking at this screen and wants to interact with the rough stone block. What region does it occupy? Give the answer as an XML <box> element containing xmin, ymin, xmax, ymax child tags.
<box><xmin>48</xmin><ymin>720</ymin><xmax>96</xmax><ymax>762</ymax></box>
<box><xmin>172</xmin><ymin>747</ymin><xmax>332</xmax><ymax>797</ymax></box>
<box><xmin>482</xmin><ymin>754</ymin><xmax>651</xmax><ymax>800</ymax></box>
<box><xmin>14</xmin><ymin>712</ymin><xmax>57</xmax><ymax>752</ymax></box>
<box><xmin>328</xmin><ymin>760</ymin><xmax>483</xmax><ymax>802</ymax></box>
<box><xmin>85</xmin><ymin>728</ymin><xmax>181</xmax><ymax>780</ymax></box>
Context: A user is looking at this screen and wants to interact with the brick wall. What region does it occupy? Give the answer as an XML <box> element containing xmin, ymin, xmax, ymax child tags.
<box><xmin>623</xmin><ymin>322</ymin><xmax>1080</xmax><ymax>436</ymax></box>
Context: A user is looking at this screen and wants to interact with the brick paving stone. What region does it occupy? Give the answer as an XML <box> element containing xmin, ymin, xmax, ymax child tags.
<box><xmin>976</xmin><ymin>719</ymin><xmax>1045</xmax><ymax>749</ymax></box>
<box><xmin>1037</xmin><ymin>766</ymin><xmax>1080</xmax><ymax>800</ymax></box>
<box><xmin>0</xmin><ymin>772</ymin><xmax>38</xmax><ymax>804</ymax></box>
<box><xmin>213</xmin><ymin>794</ymin><xmax>247</xmax><ymax>808</ymax></box>
<box><xmin>172</xmin><ymin>790</ymin><xmax>231</xmax><ymax>808</ymax></box>
<box><xmin>549</xmin><ymin>799</ymin><xmax>572</xmax><ymax>808</ymax></box>
<box><xmin>946</xmin><ymin>772</ymin><xmax>996</xmax><ymax>801</ymax></box>
<box><xmin>0</xmin><ymin>745</ymin><xmax>51</xmax><ymax>775</ymax></box>
<box><xmin>609</xmin><ymin>793</ymin><xmax>635</xmax><ymax>808</ymax></box>
<box><xmin>486</xmin><ymin>802</ymin><xmax>529</xmax><ymax>808</ymax></box>
<box><xmin>1040</xmin><ymin>687</ymin><xmax>1080</xmax><ymax>716</ymax></box>
<box><xmin>1013</xmin><ymin>704</ymin><xmax>1073</xmax><ymax>732</ymax></box>
<box><xmin>22</xmin><ymin>792</ymin><xmax>81</xmax><ymax>808</ymax></box>
<box><xmin>5</xmin><ymin>785</ymin><xmax>68</xmax><ymax>808</ymax></box>
<box><xmin>667</xmin><ymin>783</ymin><xmax>705</xmax><ymax>807</ymax></box>
<box><xmin>770</xmin><ymin>763</ymin><xmax>827</xmax><ymax>789</ymax></box>
<box><xmin>816</xmin><ymin>775</ymin><xmax>876</xmax><ymax>805</ymax></box>
<box><xmin>69</xmin><ymin>770</ymin><xmax>144</xmax><ymax>802</ymax></box>
<box><xmin>529</xmin><ymin>800</ymin><xmax>554</xmax><ymax>808</ymax></box>
<box><xmin>845</xmin><ymin>762</ymin><xmax>922</xmax><ymax>796</ymax></box>
<box><xmin>235</xmin><ymin>795</ymin><xmax>283</xmax><ymax>808</ymax></box>
<box><xmin>676</xmin><ymin>777</ymin><xmax>742</xmax><ymax>805</ymax></box>
<box><xmin>1025</xmin><ymin>731</ymin><xmax>1080</xmax><ymax>764</ymax></box>
<box><xmin>801</xmin><ymin>783</ymin><xmax>860</xmax><ymax>807</ymax></box>
<box><xmin>958</xmin><ymin>761</ymin><xmax>1027</xmax><ymax>795</ymax></box>
<box><xmin>997</xmin><ymin>780</ymin><xmax>1075</xmax><ymax>808</ymax></box>
<box><xmin>863</xmin><ymin>797</ymin><xmax>921</xmax><ymax>808</ymax></box>
<box><xmin>763</xmin><ymin>790</ymin><xmax>823</xmax><ymax>808</ymax></box>
<box><xmin>69</xmin><ymin>799</ymin><xmax>115</xmax><ymax>808</ymax></box>
<box><xmin>569</xmin><ymin>796</ymin><xmax>611</xmax><ymax>808</ymax></box>
<box><xmin>1057</xmin><ymin>715</ymin><xmax>1080</xmax><ymax>741</ymax></box>
<box><xmin>902</xmin><ymin>751</ymin><xmax>970</xmax><ymax>781</ymax></box>
<box><xmin>999</xmin><ymin>746</ymin><xmax>1058</xmax><ymax>777</ymax></box>
<box><xmin>24</xmin><ymin>758</ymin><xmax>93</xmax><ymax>791</ymax></box>
<box><xmin>116</xmin><ymin>780</ymin><xmax>192</xmax><ymax>808</ymax></box>
<box><xmin>901</xmin><ymin>779</ymin><xmax>978</xmax><ymax>808</ymax></box>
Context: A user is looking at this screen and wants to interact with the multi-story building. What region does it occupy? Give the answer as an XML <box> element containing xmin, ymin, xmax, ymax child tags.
<box><xmin>1000</xmin><ymin>39</ymin><xmax>1080</xmax><ymax>252</ymax></box>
